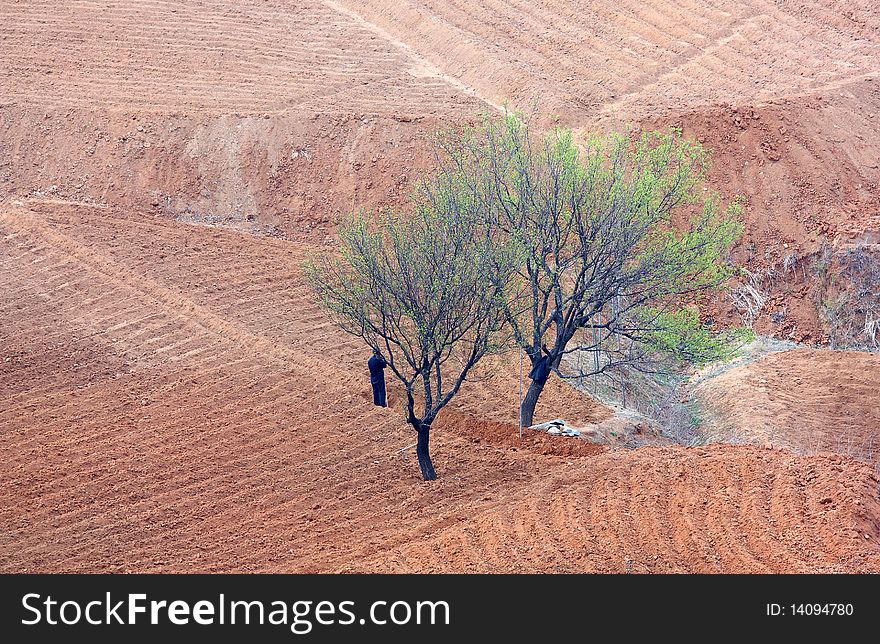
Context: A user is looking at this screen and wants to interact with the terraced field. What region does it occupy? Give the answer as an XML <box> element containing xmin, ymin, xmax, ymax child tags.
<box><xmin>0</xmin><ymin>0</ymin><xmax>488</xmax><ymax>114</ymax></box>
<box><xmin>695</xmin><ymin>348</ymin><xmax>880</xmax><ymax>463</ymax></box>
<box><xmin>2</xmin><ymin>204</ymin><xmax>877</xmax><ymax>573</ymax></box>
<box><xmin>1</xmin><ymin>1</ymin><xmax>879</xmax><ymax>572</ymax></box>
<box><xmin>331</xmin><ymin>0</ymin><xmax>879</xmax><ymax>123</ymax></box>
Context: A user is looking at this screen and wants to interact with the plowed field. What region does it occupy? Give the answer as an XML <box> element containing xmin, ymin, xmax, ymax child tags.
<box><xmin>2</xmin><ymin>205</ymin><xmax>878</xmax><ymax>572</ymax></box>
<box><xmin>1</xmin><ymin>1</ymin><xmax>879</xmax><ymax>572</ymax></box>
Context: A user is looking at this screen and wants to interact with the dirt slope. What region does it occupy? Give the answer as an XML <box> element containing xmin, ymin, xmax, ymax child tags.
<box><xmin>2</xmin><ymin>1</ymin><xmax>880</xmax><ymax>573</ymax></box>
<box><xmin>3</xmin><ymin>1</ymin><xmax>878</xmax><ymax>339</ymax></box>
<box><xmin>695</xmin><ymin>348</ymin><xmax>880</xmax><ymax>464</ymax></box>
<box><xmin>0</xmin><ymin>0</ymin><xmax>484</xmax><ymax>233</ymax></box>
<box><xmin>2</xmin><ymin>204</ymin><xmax>878</xmax><ymax>573</ymax></box>
<box><xmin>330</xmin><ymin>0</ymin><xmax>879</xmax><ymax>124</ymax></box>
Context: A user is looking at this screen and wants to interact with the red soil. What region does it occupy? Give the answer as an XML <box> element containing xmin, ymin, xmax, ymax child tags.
<box><xmin>441</xmin><ymin>415</ymin><xmax>608</xmax><ymax>459</ymax></box>
<box><xmin>2</xmin><ymin>204</ymin><xmax>878</xmax><ymax>573</ymax></box>
<box><xmin>1</xmin><ymin>1</ymin><xmax>879</xmax><ymax>573</ymax></box>
<box><xmin>695</xmin><ymin>348</ymin><xmax>880</xmax><ymax>465</ymax></box>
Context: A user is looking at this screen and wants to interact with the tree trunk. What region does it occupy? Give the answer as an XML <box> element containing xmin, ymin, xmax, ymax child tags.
<box><xmin>415</xmin><ymin>423</ymin><xmax>437</xmax><ymax>481</ymax></box>
<box><xmin>520</xmin><ymin>375</ymin><xmax>548</xmax><ymax>428</ymax></box>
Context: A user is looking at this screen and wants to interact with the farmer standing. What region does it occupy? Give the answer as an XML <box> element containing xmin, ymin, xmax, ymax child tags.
<box><xmin>368</xmin><ymin>347</ymin><xmax>388</xmax><ymax>407</ymax></box>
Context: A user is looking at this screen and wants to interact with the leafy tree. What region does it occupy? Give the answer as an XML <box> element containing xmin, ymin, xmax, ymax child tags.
<box><xmin>434</xmin><ymin>112</ymin><xmax>746</xmax><ymax>426</ymax></box>
<box><xmin>306</xmin><ymin>195</ymin><xmax>519</xmax><ymax>481</ymax></box>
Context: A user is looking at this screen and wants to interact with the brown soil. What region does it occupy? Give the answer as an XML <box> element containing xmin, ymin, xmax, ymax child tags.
<box><xmin>441</xmin><ymin>414</ymin><xmax>609</xmax><ymax>459</ymax></box>
<box><xmin>1</xmin><ymin>1</ymin><xmax>880</xmax><ymax>573</ymax></box>
<box><xmin>660</xmin><ymin>86</ymin><xmax>880</xmax><ymax>342</ymax></box>
<box><xmin>695</xmin><ymin>348</ymin><xmax>880</xmax><ymax>465</ymax></box>
<box><xmin>3</xmin><ymin>4</ymin><xmax>878</xmax><ymax>337</ymax></box>
<box><xmin>0</xmin><ymin>0</ymin><xmax>478</xmax><ymax>236</ymax></box>
<box><xmin>2</xmin><ymin>204</ymin><xmax>878</xmax><ymax>573</ymax></box>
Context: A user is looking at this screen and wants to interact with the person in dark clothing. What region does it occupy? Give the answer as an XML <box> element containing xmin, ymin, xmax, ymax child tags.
<box><xmin>528</xmin><ymin>345</ymin><xmax>553</xmax><ymax>382</ymax></box>
<box><xmin>367</xmin><ymin>347</ymin><xmax>388</xmax><ymax>407</ymax></box>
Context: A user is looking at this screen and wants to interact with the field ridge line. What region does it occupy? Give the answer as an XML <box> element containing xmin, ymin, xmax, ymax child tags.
<box><xmin>0</xmin><ymin>206</ymin><xmax>303</xmax><ymax>367</ymax></box>
<box><xmin>320</xmin><ymin>0</ymin><xmax>503</xmax><ymax>112</ymax></box>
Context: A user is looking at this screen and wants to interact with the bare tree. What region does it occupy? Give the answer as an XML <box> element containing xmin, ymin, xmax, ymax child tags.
<box><xmin>306</xmin><ymin>198</ymin><xmax>518</xmax><ymax>481</ymax></box>
<box><xmin>435</xmin><ymin>112</ymin><xmax>746</xmax><ymax>426</ymax></box>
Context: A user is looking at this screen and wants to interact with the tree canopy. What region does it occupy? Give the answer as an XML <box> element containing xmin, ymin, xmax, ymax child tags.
<box><xmin>309</xmin><ymin>110</ymin><xmax>748</xmax><ymax>479</ymax></box>
<box><xmin>306</xmin><ymin>193</ymin><xmax>520</xmax><ymax>480</ymax></box>
<box><xmin>431</xmin><ymin>111</ymin><xmax>747</xmax><ymax>425</ymax></box>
